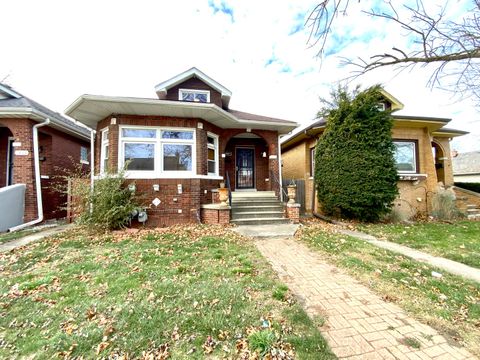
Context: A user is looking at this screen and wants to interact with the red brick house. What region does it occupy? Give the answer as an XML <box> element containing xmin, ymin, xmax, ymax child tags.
<box><xmin>65</xmin><ymin>68</ymin><xmax>297</xmax><ymax>226</ymax></box>
<box><xmin>0</xmin><ymin>83</ymin><xmax>91</xmax><ymax>231</ymax></box>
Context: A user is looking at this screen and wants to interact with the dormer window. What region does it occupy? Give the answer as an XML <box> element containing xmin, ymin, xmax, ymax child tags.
<box><xmin>179</xmin><ymin>89</ymin><xmax>210</xmax><ymax>103</ymax></box>
<box><xmin>376</xmin><ymin>102</ymin><xmax>386</xmax><ymax>111</ymax></box>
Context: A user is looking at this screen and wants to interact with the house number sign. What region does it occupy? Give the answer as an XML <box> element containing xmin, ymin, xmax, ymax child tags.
<box><xmin>15</xmin><ymin>150</ymin><xmax>29</xmax><ymax>156</ymax></box>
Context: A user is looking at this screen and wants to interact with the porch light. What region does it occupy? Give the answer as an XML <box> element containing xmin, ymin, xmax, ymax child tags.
<box><xmin>262</xmin><ymin>152</ymin><xmax>267</xmax><ymax>158</ymax></box>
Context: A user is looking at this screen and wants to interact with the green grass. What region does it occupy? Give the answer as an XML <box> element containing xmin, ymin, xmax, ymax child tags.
<box><xmin>300</xmin><ymin>225</ymin><xmax>480</xmax><ymax>356</ymax></box>
<box><xmin>358</xmin><ymin>221</ymin><xmax>480</xmax><ymax>268</ymax></box>
<box><xmin>0</xmin><ymin>228</ymin><xmax>39</xmax><ymax>244</ymax></box>
<box><xmin>0</xmin><ymin>225</ymin><xmax>335</xmax><ymax>359</ymax></box>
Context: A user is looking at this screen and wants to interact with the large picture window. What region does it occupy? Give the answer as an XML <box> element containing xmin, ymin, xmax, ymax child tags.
<box><xmin>394</xmin><ymin>140</ymin><xmax>417</xmax><ymax>173</ymax></box>
<box><xmin>119</xmin><ymin>126</ymin><xmax>195</xmax><ymax>176</ymax></box>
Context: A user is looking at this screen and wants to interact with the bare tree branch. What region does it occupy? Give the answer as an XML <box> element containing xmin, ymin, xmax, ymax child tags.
<box><xmin>307</xmin><ymin>0</ymin><xmax>480</xmax><ymax>106</ymax></box>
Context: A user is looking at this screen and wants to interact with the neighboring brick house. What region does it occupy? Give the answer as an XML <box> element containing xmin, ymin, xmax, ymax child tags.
<box><xmin>0</xmin><ymin>83</ymin><xmax>90</xmax><ymax>229</ymax></box>
<box><xmin>281</xmin><ymin>90</ymin><xmax>468</xmax><ymax>218</ymax></box>
<box><xmin>65</xmin><ymin>68</ymin><xmax>297</xmax><ymax>226</ymax></box>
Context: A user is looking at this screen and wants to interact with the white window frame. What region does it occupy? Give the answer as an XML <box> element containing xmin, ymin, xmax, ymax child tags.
<box><xmin>100</xmin><ymin>128</ymin><xmax>109</xmax><ymax>174</ymax></box>
<box><xmin>80</xmin><ymin>146</ymin><xmax>89</xmax><ymax>165</ymax></box>
<box><xmin>118</xmin><ymin>125</ymin><xmax>197</xmax><ymax>178</ymax></box>
<box><xmin>376</xmin><ymin>102</ymin><xmax>386</xmax><ymax>111</ymax></box>
<box><xmin>178</xmin><ymin>88</ymin><xmax>210</xmax><ymax>103</ymax></box>
<box><xmin>207</xmin><ymin>132</ymin><xmax>219</xmax><ymax>176</ymax></box>
<box><xmin>393</xmin><ymin>140</ymin><xmax>417</xmax><ymax>174</ymax></box>
<box><xmin>310</xmin><ymin>147</ymin><xmax>315</xmax><ymax>176</ymax></box>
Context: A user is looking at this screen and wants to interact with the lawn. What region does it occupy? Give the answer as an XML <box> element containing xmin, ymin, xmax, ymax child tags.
<box><xmin>299</xmin><ymin>221</ymin><xmax>480</xmax><ymax>357</ymax></box>
<box><xmin>0</xmin><ymin>228</ymin><xmax>39</xmax><ymax>244</ymax></box>
<box><xmin>358</xmin><ymin>221</ymin><xmax>480</xmax><ymax>268</ymax></box>
<box><xmin>0</xmin><ymin>225</ymin><xmax>335</xmax><ymax>359</ymax></box>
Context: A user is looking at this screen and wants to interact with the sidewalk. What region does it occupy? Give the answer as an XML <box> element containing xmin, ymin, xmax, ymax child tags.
<box><xmin>339</xmin><ymin>229</ymin><xmax>480</xmax><ymax>283</ymax></box>
<box><xmin>256</xmin><ymin>237</ymin><xmax>476</xmax><ymax>359</ymax></box>
<box><xmin>0</xmin><ymin>224</ymin><xmax>71</xmax><ymax>252</ymax></box>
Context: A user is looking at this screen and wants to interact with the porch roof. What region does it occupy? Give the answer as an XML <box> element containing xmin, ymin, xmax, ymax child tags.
<box><xmin>65</xmin><ymin>95</ymin><xmax>298</xmax><ymax>134</ymax></box>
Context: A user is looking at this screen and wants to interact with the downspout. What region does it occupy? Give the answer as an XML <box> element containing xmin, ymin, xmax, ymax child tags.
<box><xmin>278</xmin><ymin>134</ymin><xmax>283</xmax><ymax>202</ymax></box>
<box><xmin>9</xmin><ymin>118</ymin><xmax>50</xmax><ymax>231</ymax></box>
<box><xmin>90</xmin><ymin>129</ymin><xmax>96</xmax><ymax>213</ymax></box>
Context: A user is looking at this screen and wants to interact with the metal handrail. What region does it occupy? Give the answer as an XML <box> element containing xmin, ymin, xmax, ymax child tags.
<box><xmin>270</xmin><ymin>169</ymin><xmax>288</xmax><ymax>202</ymax></box>
<box><xmin>225</xmin><ymin>171</ymin><xmax>232</xmax><ymax>207</ymax></box>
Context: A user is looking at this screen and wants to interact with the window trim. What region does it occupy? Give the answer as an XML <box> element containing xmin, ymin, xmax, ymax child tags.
<box><xmin>310</xmin><ymin>147</ymin><xmax>315</xmax><ymax>177</ymax></box>
<box><xmin>207</xmin><ymin>132</ymin><xmax>219</xmax><ymax>176</ymax></box>
<box><xmin>118</xmin><ymin>125</ymin><xmax>197</xmax><ymax>178</ymax></box>
<box><xmin>100</xmin><ymin>127</ymin><xmax>109</xmax><ymax>174</ymax></box>
<box><xmin>393</xmin><ymin>139</ymin><xmax>419</xmax><ymax>174</ymax></box>
<box><xmin>80</xmin><ymin>146</ymin><xmax>89</xmax><ymax>165</ymax></box>
<box><xmin>178</xmin><ymin>88</ymin><xmax>210</xmax><ymax>103</ymax></box>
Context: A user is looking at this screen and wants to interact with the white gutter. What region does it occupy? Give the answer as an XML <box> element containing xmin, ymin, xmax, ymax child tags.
<box><xmin>9</xmin><ymin>118</ymin><xmax>51</xmax><ymax>231</ymax></box>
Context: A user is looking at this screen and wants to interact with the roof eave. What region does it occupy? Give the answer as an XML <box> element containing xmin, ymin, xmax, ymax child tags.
<box><xmin>65</xmin><ymin>95</ymin><xmax>296</xmax><ymax>134</ymax></box>
<box><xmin>0</xmin><ymin>107</ymin><xmax>91</xmax><ymax>140</ymax></box>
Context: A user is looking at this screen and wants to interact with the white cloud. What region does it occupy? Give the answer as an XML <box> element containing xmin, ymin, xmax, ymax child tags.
<box><xmin>1</xmin><ymin>0</ymin><xmax>478</xmax><ymax>152</ymax></box>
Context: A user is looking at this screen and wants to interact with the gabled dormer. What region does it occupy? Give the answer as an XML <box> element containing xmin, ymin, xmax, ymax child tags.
<box><xmin>154</xmin><ymin>67</ymin><xmax>232</xmax><ymax>109</ymax></box>
<box><xmin>0</xmin><ymin>83</ymin><xmax>21</xmax><ymax>100</ymax></box>
<box><xmin>378</xmin><ymin>89</ymin><xmax>404</xmax><ymax>112</ymax></box>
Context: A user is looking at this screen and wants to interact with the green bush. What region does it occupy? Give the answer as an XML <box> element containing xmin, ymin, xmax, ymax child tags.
<box><xmin>76</xmin><ymin>171</ymin><xmax>140</xmax><ymax>230</ymax></box>
<box><xmin>455</xmin><ymin>182</ymin><xmax>480</xmax><ymax>193</ymax></box>
<box><xmin>315</xmin><ymin>85</ymin><xmax>399</xmax><ymax>222</ymax></box>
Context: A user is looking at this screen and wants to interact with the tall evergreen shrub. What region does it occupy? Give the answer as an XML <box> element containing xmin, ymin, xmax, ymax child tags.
<box><xmin>314</xmin><ymin>85</ymin><xmax>398</xmax><ymax>221</ymax></box>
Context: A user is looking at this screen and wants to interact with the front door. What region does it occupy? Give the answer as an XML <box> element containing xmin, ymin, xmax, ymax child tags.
<box><xmin>6</xmin><ymin>138</ymin><xmax>14</xmax><ymax>186</ymax></box>
<box><xmin>236</xmin><ymin>148</ymin><xmax>255</xmax><ymax>189</ymax></box>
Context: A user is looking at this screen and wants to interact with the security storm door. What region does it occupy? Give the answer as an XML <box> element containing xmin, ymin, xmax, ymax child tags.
<box><xmin>236</xmin><ymin>148</ymin><xmax>255</xmax><ymax>189</ymax></box>
<box><xmin>6</xmin><ymin>138</ymin><xmax>14</xmax><ymax>186</ymax></box>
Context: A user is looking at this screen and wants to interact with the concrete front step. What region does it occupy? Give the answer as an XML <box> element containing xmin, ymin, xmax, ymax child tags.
<box><xmin>467</xmin><ymin>204</ymin><xmax>478</xmax><ymax>209</ymax></box>
<box><xmin>231</xmin><ymin>217</ymin><xmax>291</xmax><ymax>225</ymax></box>
<box><xmin>231</xmin><ymin>191</ymin><xmax>276</xmax><ymax>198</ymax></box>
<box><xmin>232</xmin><ymin>211</ymin><xmax>284</xmax><ymax>220</ymax></box>
<box><xmin>233</xmin><ymin>205</ymin><xmax>284</xmax><ymax>213</ymax></box>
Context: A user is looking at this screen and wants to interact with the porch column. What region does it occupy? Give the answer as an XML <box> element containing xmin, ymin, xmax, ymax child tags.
<box><xmin>268</xmin><ymin>141</ymin><xmax>280</xmax><ymax>196</ymax></box>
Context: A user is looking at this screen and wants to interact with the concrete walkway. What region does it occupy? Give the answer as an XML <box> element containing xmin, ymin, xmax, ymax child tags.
<box><xmin>339</xmin><ymin>229</ymin><xmax>480</xmax><ymax>284</ymax></box>
<box><xmin>0</xmin><ymin>224</ymin><xmax>71</xmax><ymax>252</ymax></box>
<box><xmin>256</xmin><ymin>237</ymin><xmax>476</xmax><ymax>359</ymax></box>
<box><xmin>232</xmin><ymin>223</ymin><xmax>299</xmax><ymax>238</ymax></box>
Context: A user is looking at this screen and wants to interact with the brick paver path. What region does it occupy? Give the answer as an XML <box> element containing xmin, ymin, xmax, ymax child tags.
<box><xmin>256</xmin><ymin>237</ymin><xmax>477</xmax><ymax>359</ymax></box>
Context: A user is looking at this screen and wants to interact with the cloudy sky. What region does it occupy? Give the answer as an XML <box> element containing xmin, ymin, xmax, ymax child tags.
<box><xmin>1</xmin><ymin>0</ymin><xmax>478</xmax><ymax>152</ymax></box>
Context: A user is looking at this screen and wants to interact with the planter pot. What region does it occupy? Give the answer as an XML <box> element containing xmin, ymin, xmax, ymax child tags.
<box><xmin>287</xmin><ymin>185</ymin><xmax>297</xmax><ymax>204</ymax></box>
<box><xmin>218</xmin><ymin>187</ymin><xmax>229</xmax><ymax>206</ymax></box>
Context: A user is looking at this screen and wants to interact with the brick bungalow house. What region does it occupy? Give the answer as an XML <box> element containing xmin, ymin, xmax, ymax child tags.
<box><xmin>281</xmin><ymin>90</ymin><xmax>468</xmax><ymax>219</ymax></box>
<box><xmin>0</xmin><ymin>83</ymin><xmax>91</xmax><ymax>231</ymax></box>
<box><xmin>65</xmin><ymin>68</ymin><xmax>297</xmax><ymax>226</ymax></box>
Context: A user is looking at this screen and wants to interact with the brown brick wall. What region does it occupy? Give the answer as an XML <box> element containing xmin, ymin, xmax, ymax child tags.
<box><xmin>93</xmin><ymin>114</ymin><xmax>281</xmax><ymax>225</ymax></box>
<box><xmin>0</xmin><ymin>118</ymin><xmax>89</xmax><ymax>222</ymax></box>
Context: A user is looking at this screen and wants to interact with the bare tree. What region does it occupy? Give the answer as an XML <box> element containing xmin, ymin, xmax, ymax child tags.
<box><xmin>307</xmin><ymin>0</ymin><xmax>480</xmax><ymax>104</ymax></box>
